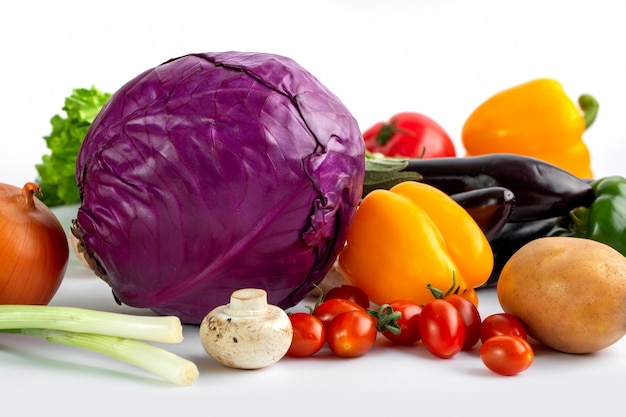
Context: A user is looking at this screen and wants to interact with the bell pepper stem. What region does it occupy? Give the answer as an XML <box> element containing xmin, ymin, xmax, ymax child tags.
<box><xmin>578</xmin><ymin>94</ymin><xmax>599</xmax><ymax>129</ymax></box>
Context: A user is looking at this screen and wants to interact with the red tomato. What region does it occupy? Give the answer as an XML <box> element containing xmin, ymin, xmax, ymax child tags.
<box><xmin>313</xmin><ymin>298</ymin><xmax>365</xmax><ymax>329</ymax></box>
<box><xmin>324</xmin><ymin>284</ymin><xmax>370</xmax><ymax>309</ymax></box>
<box><xmin>418</xmin><ymin>299</ymin><xmax>466</xmax><ymax>359</ymax></box>
<box><xmin>444</xmin><ymin>293</ymin><xmax>481</xmax><ymax>350</ymax></box>
<box><xmin>287</xmin><ymin>313</ymin><xmax>326</xmax><ymax>358</ymax></box>
<box><xmin>480</xmin><ymin>335</ymin><xmax>534</xmax><ymax>376</ymax></box>
<box><xmin>363</xmin><ymin>112</ymin><xmax>456</xmax><ymax>159</ymax></box>
<box><xmin>326</xmin><ymin>310</ymin><xmax>377</xmax><ymax>358</ymax></box>
<box><xmin>480</xmin><ymin>313</ymin><xmax>528</xmax><ymax>343</ymax></box>
<box><xmin>380</xmin><ymin>300</ymin><xmax>422</xmax><ymax>346</ymax></box>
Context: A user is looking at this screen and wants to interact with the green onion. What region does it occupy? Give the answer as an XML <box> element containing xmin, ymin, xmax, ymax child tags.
<box><xmin>0</xmin><ymin>305</ymin><xmax>199</xmax><ymax>386</ymax></box>
<box><xmin>0</xmin><ymin>305</ymin><xmax>183</xmax><ymax>342</ymax></box>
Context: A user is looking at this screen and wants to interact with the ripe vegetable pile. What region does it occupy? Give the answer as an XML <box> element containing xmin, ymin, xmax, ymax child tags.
<box><xmin>4</xmin><ymin>51</ymin><xmax>626</xmax><ymax>384</ymax></box>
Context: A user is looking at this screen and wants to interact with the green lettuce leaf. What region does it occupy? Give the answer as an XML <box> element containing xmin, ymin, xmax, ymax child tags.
<box><xmin>35</xmin><ymin>86</ymin><xmax>111</xmax><ymax>206</ymax></box>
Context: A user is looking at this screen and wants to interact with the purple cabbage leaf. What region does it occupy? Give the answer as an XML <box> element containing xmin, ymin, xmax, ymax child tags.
<box><xmin>72</xmin><ymin>52</ymin><xmax>365</xmax><ymax>324</ymax></box>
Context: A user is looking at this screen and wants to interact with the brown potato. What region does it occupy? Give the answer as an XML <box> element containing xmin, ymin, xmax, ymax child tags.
<box><xmin>497</xmin><ymin>236</ymin><xmax>626</xmax><ymax>354</ymax></box>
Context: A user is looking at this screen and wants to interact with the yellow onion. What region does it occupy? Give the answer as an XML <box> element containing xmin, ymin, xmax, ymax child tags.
<box><xmin>0</xmin><ymin>182</ymin><xmax>69</xmax><ymax>304</ymax></box>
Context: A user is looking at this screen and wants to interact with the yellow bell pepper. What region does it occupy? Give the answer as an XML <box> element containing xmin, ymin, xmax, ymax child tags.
<box><xmin>337</xmin><ymin>181</ymin><xmax>493</xmax><ymax>307</ymax></box>
<box><xmin>461</xmin><ymin>78</ymin><xmax>599</xmax><ymax>179</ymax></box>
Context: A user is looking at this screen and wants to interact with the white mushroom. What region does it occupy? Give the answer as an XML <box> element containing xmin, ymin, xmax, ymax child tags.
<box><xmin>199</xmin><ymin>288</ymin><xmax>293</xmax><ymax>369</ymax></box>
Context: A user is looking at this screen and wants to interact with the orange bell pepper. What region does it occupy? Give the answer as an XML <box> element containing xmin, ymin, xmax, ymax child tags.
<box><xmin>461</xmin><ymin>78</ymin><xmax>599</xmax><ymax>179</ymax></box>
<box><xmin>337</xmin><ymin>181</ymin><xmax>493</xmax><ymax>307</ymax></box>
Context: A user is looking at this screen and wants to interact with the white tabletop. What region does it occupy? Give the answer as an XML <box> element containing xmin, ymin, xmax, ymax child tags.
<box><xmin>2</xmin><ymin>1</ymin><xmax>626</xmax><ymax>415</ymax></box>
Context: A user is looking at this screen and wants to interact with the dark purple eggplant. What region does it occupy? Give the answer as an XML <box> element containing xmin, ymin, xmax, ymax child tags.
<box><xmin>451</xmin><ymin>187</ymin><xmax>515</xmax><ymax>241</ymax></box>
<box><xmin>402</xmin><ymin>153</ymin><xmax>594</xmax><ymax>222</ymax></box>
<box><xmin>482</xmin><ymin>217</ymin><xmax>559</xmax><ymax>287</ymax></box>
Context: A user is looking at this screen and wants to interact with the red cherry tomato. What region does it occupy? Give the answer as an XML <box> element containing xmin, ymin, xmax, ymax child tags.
<box><xmin>480</xmin><ymin>313</ymin><xmax>528</xmax><ymax>343</ymax></box>
<box><xmin>363</xmin><ymin>112</ymin><xmax>456</xmax><ymax>159</ymax></box>
<box><xmin>287</xmin><ymin>312</ymin><xmax>326</xmax><ymax>358</ymax></box>
<box><xmin>480</xmin><ymin>335</ymin><xmax>534</xmax><ymax>376</ymax></box>
<box><xmin>313</xmin><ymin>298</ymin><xmax>365</xmax><ymax>329</ymax></box>
<box><xmin>326</xmin><ymin>310</ymin><xmax>377</xmax><ymax>358</ymax></box>
<box><xmin>444</xmin><ymin>293</ymin><xmax>481</xmax><ymax>350</ymax></box>
<box><xmin>324</xmin><ymin>284</ymin><xmax>370</xmax><ymax>309</ymax></box>
<box><xmin>380</xmin><ymin>300</ymin><xmax>422</xmax><ymax>346</ymax></box>
<box><xmin>418</xmin><ymin>299</ymin><xmax>466</xmax><ymax>359</ymax></box>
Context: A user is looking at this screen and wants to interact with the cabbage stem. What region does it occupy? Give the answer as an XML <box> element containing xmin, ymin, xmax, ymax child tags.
<box><xmin>0</xmin><ymin>305</ymin><xmax>183</xmax><ymax>343</ymax></box>
<box><xmin>15</xmin><ymin>328</ymin><xmax>199</xmax><ymax>386</ymax></box>
<box><xmin>0</xmin><ymin>305</ymin><xmax>199</xmax><ymax>386</ymax></box>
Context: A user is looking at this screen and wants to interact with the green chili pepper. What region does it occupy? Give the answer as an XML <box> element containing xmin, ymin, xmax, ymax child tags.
<box><xmin>551</xmin><ymin>175</ymin><xmax>626</xmax><ymax>256</ymax></box>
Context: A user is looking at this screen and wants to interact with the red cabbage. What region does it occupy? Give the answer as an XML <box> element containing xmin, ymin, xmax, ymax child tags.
<box><xmin>73</xmin><ymin>52</ymin><xmax>365</xmax><ymax>324</ymax></box>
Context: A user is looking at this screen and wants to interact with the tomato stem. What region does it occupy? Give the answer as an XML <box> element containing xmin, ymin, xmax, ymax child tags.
<box><xmin>305</xmin><ymin>284</ymin><xmax>324</xmax><ymax>314</ymax></box>
<box><xmin>367</xmin><ymin>304</ymin><xmax>402</xmax><ymax>335</ymax></box>
<box><xmin>374</xmin><ymin>121</ymin><xmax>417</xmax><ymax>146</ymax></box>
<box><xmin>426</xmin><ymin>272</ymin><xmax>460</xmax><ymax>299</ymax></box>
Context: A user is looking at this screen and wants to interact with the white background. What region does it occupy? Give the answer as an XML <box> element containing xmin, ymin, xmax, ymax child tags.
<box><xmin>2</xmin><ymin>1</ymin><xmax>626</xmax><ymax>416</ymax></box>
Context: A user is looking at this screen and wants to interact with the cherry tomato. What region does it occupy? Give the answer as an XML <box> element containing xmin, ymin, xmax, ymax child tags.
<box><xmin>287</xmin><ymin>312</ymin><xmax>326</xmax><ymax>358</ymax></box>
<box><xmin>313</xmin><ymin>298</ymin><xmax>365</xmax><ymax>329</ymax></box>
<box><xmin>444</xmin><ymin>293</ymin><xmax>481</xmax><ymax>350</ymax></box>
<box><xmin>480</xmin><ymin>335</ymin><xmax>534</xmax><ymax>376</ymax></box>
<box><xmin>480</xmin><ymin>313</ymin><xmax>528</xmax><ymax>343</ymax></box>
<box><xmin>324</xmin><ymin>284</ymin><xmax>370</xmax><ymax>309</ymax></box>
<box><xmin>418</xmin><ymin>299</ymin><xmax>466</xmax><ymax>359</ymax></box>
<box><xmin>326</xmin><ymin>310</ymin><xmax>377</xmax><ymax>358</ymax></box>
<box><xmin>380</xmin><ymin>300</ymin><xmax>422</xmax><ymax>346</ymax></box>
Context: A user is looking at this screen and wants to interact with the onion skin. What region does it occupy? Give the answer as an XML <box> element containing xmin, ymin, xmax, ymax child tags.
<box><xmin>0</xmin><ymin>182</ymin><xmax>69</xmax><ymax>305</ymax></box>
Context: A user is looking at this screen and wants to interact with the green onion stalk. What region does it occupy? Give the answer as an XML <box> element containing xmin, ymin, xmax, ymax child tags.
<box><xmin>0</xmin><ymin>305</ymin><xmax>199</xmax><ymax>386</ymax></box>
